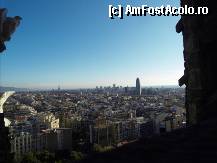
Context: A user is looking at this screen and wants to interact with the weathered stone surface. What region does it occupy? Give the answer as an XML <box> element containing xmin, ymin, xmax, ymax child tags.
<box><xmin>178</xmin><ymin>0</ymin><xmax>217</xmax><ymax>125</ymax></box>
<box><xmin>0</xmin><ymin>8</ymin><xmax>21</xmax><ymax>163</ymax></box>
<box><xmin>0</xmin><ymin>8</ymin><xmax>21</xmax><ymax>53</ymax></box>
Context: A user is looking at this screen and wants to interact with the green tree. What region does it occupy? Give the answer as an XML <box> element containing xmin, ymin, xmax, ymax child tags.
<box><xmin>70</xmin><ymin>151</ymin><xmax>84</xmax><ymax>162</ymax></box>
<box><xmin>21</xmin><ymin>152</ymin><xmax>40</xmax><ymax>163</ymax></box>
<box><xmin>36</xmin><ymin>150</ymin><xmax>55</xmax><ymax>163</ymax></box>
<box><xmin>93</xmin><ymin>144</ymin><xmax>104</xmax><ymax>153</ymax></box>
<box><xmin>93</xmin><ymin>144</ymin><xmax>113</xmax><ymax>153</ymax></box>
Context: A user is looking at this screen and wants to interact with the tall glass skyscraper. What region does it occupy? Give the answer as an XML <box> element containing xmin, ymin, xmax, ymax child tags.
<box><xmin>136</xmin><ymin>78</ymin><xmax>141</xmax><ymax>96</ymax></box>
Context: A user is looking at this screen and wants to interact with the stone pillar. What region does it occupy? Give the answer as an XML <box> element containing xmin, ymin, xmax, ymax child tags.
<box><xmin>0</xmin><ymin>8</ymin><xmax>21</xmax><ymax>163</ymax></box>
<box><xmin>177</xmin><ymin>0</ymin><xmax>217</xmax><ymax>125</ymax></box>
<box><xmin>0</xmin><ymin>113</ymin><xmax>13</xmax><ymax>163</ymax></box>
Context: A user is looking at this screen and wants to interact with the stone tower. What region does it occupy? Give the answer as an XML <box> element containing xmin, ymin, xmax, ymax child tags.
<box><xmin>0</xmin><ymin>8</ymin><xmax>21</xmax><ymax>163</ymax></box>
<box><xmin>177</xmin><ymin>0</ymin><xmax>217</xmax><ymax>125</ymax></box>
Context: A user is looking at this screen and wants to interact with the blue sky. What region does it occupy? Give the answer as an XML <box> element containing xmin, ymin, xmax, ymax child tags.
<box><xmin>0</xmin><ymin>0</ymin><xmax>183</xmax><ymax>89</ymax></box>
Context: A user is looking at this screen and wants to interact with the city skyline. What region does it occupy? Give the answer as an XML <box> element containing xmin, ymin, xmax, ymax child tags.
<box><xmin>0</xmin><ymin>0</ymin><xmax>183</xmax><ymax>89</ymax></box>
<box><xmin>0</xmin><ymin>77</ymin><xmax>182</xmax><ymax>91</ymax></box>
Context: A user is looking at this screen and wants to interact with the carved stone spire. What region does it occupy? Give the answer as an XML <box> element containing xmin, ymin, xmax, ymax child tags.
<box><xmin>0</xmin><ymin>8</ymin><xmax>21</xmax><ymax>53</ymax></box>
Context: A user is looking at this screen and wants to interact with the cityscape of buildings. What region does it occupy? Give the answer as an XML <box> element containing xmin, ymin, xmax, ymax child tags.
<box><xmin>1</xmin><ymin>78</ymin><xmax>186</xmax><ymax>162</ymax></box>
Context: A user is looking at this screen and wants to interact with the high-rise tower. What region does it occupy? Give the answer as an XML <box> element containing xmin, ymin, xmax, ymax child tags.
<box><xmin>136</xmin><ymin>78</ymin><xmax>141</xmax><ymax>96</ymax></box>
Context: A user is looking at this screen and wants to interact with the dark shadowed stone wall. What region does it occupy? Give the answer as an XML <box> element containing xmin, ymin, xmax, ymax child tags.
<box><xmin>177</xmin><ymin>0</ymin><xmax>217</xmax><ymax>125</ymax></box>
<box><xmin>0</xmin><ymin>8</ymin><xmax>21</xmax><ymax>163</ymax></box>
<box><xmin>0</xmin><ymin>113</ymin><xmax>13</xmax><ymax>163</ymax></box>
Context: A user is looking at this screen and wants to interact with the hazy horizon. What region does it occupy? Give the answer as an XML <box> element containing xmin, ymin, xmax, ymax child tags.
<box><xmin>0</xmin><ymin>83</ymin><xmax>183</xmax><ymax>90</ymax></box>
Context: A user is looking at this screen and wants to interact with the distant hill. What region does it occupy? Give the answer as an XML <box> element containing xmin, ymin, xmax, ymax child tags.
<box><xmin>0</xmin><ymin>86</ymin><xmax>30</xmax><ymax>92</ymax></box>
